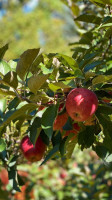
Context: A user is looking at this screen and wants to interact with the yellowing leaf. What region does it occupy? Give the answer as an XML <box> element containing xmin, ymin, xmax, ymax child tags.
<box><xmin>85</xmin><ymin>72</ymin><xmax>96</xmax><ymax>80</ymax></box>
<box><xmin>0</xmin><ymin>88</ymin><xmax>15</xmax><ymax>97</ymax></box>
<box><xmin>3</xmin><ymin>71</ymin><xmax>18</xmax><ymax>89</ymax></box>
<box><xmin>92</xmin><ymin>75</ymin><xmax>112</xmax><ymax>85</ymax></box>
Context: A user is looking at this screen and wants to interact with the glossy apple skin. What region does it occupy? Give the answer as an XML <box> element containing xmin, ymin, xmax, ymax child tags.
<box><xmin>64</xmin><ymin>123</ymin><xmax>80</xmax><ymax>140</ymax></box>
<box><xmin>53</xmin><ymin>112</ymin><xmax>68</xmax><ymax>131</ymax></box>
<box><xmin>66</xmin><ymin>88</ymin><xmax>98</xmax><ymax>122</ymax></box>
<box><xmin>53</xmin><ymin>103</ymin><xmax>68</xmax><ymax>131</ymax></box>
<box><xmin>20</xmin><ymin>135</ymin><xmax>46</xmax><ymax>162</ymax></box>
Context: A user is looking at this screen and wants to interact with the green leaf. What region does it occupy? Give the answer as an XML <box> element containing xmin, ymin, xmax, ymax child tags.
<box><xmin>41</xmin><ymin>104</ymin><xmax>58</xmax><ymax>139</ymax></box>
<box><xmin>72</xmin><ymin>47</ymin><xmax>87</xmax><ymax>59</ymax></box>
<box><xmin>89</xmin><ymin>0</ymin><xmax>107</xmax><ymax>6</ymax></box>
<box><xmin>96</xmin><ymin>110</ymin><xmax>112</xmax><ymax>140</ymax></box>
<box><xmin>30</xmin><ymin>53</ymin><xmax>44</xmax><ymax>74</ymax></box>
<box><xmin>0</xmin><ymin>88</ymin><xmax>15</xmax><ymax>97</ymax></box>
<box><xmin>2</xmin><ymin>71</ymin><xmax>18</xmax><ymax>89</ymax></box>
<box><xmin>8</xmin><ymin>97</ymin><xmax>20</xmax><ymax>110</ymax></box>
<box><xmin>0</xmin><ymin>99</ymin><xmax>6</xmax><ymax>116</ymax></box>
<box><xmin>0</xmin><ymin>44</ymin><xmax>8</xmax><ymax>59</ymax></box>
<box><xmin>16</xmin><ymin>117</ymin><xmax>25</xmax><ymax>131</ymax></box>
<box><xmin>1</xmin><ymin>103</ymin><xmax>38</xmax><ymax>128</ymax></box>
<box><xmin>93</xmin><ymin>0</ymin><xmax>112</xmax><ymax>6</ymax></box>
<box><xmin>92</xmin><ymin>75</ymin><xmax>112</xmax><ymax>85</ymax></box>
<box><xmin>40</xmin><ymin>63</ymin><xmax>53</xmax><ymax>75</ymax></box>
<box><xmin>40</xmin><ymin>129</ymin><xmax>49</xmax><ymax>146</ymax></box>
<box><xmin>71</xmin><ymin>3</ymin><xmax>80</xmax><ymax>16</ymax></box>
<box><xmin>74</xmin><ymin>14</ymin><xmax>102</xmax><ymax>25</ymax></box>
<box><xmin>62</xmin><ymin>117</ymin><xmax>73</xmax><ymax>131</ymax></box>
<box><xmin>96</xmin><ymin>105</ymin><xmax>112</xmax><ymax>115</ymax></box>
<box><xmin>8</xmin><ymin>156</ymin><xmax>18</xmax><ymax>168</ymax></box>
<box><xmin>57</xmin><ymin>54</ymin><xmax>78</xmax><ymax>70</ymax></box>
<box><xmin>0</xmin><ymin>139</ymin><xmax>6</xmax><ymax>152</ymax></box>
<box><xmin>17</xmin><ymin>174</ymin><xmax>25</xmax><ymax>186</ymax></box>
<box><xmin>52</xmin><ymin>131</ymin><xmax>62</xmax><ymax>147</ymax></box>
<box><xmin>78</xmin><ymin>126</ymin><xmax>95</xmax><ymax>150</ymax></box>
<box><xmin>48</xmin><ymin>81</ymin><xmax>71</xmax><ymax>92</ymax></box>
<box><xmin>93</xmin><ymin>145</ymin><xmax>109</xmax><ymax>160</ymax></box>
<box><xmin>98</xmin><ymin>23</ymin><xmax>112</xmax><ymax>29</ymax></box>
<box><xmin>93</xmin><ymin>145</ymin><xmax>112</xmax><ymax>163</ymax></box>
<box><xmin>105</xmin><ymin>27</ymin><xmax>112</xmax><ymax>38</ymax></box>
<box><xmin>28</xmin><ymin>117</ymin><xmax>41</xmax><ymax>145</ymax></box>
<box><xmin>79</xmin><ymin>52</ymin><xmax>100</xmax><ymax>70</ymax></box>
<box><xmin>41</xmin><ymin>144</ymin><xmax>59</xmax><ymax>165</ymax></box>
<box><xmin>0</xmin><ymin>60</ymin><xmax>11</xmax><ymax>75</ymax></box>
<box><xmin>28</xmin><ymin>74</ymin><xmax>49</xmax><ymax>94</ymax></box>
<box><xmin>59</xmin><ymin>137</ymin><xmax>67</xmax><ymax>157</ymax></box>
<box><xmin>66</xmin><ymin>136</ymin><xmax>78</xmax><ymax>158</ymax></box>
<box><xmin>16</xmin><ymin>48</ymin><xmax>40</xmax><ymax>80</ymax></box>
<box><xmin>84</xmin><ymin>61</ymin><xmax>103</xmax><ymax>72</ymax></box>
<box><xmin>8</xmin><ymin>168</ymin><xmax>21</xmax><ymax>192</ymax></box>
<box><xmin>8</xmin><ymin>60</ymin><xmax>17</xmax><ymax>71</ymax></box>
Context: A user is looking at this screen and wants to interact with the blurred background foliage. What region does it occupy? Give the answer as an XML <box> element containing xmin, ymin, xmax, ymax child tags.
<box><xmin>1</xmin><ymin>147</ymin><xmax>112</xmax><ymax>200</ymax></box>
<box><xmin>0</xmin><ymin>0</ymin><xmax>112</xmax><ymax>200</ymax></box>
<box><xmin>0</xmin><ymin>0</ymin><xmax>77</xmax><ymax>60</ymax></box>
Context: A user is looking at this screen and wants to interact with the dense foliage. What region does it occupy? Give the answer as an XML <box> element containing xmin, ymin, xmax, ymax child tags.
<box><xmin>0</xmin><ymin>0</ymin><xmax>112</xmax><ymax>198</ymax></box>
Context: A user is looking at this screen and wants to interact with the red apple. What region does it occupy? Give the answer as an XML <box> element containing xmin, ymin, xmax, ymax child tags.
<box><xmin>65</xmin><ymin>88</ymin><xmax>98</xmax><ymax>122</ymax></box>
<box><xmin>0</xmin><ymin>168</ymin><xmax>9</xmax><ymax>185</ymax></box>
<box><xmin>60</xmin><ymin>169</ymin><xmax>67</xmax><ymax>179</ymax></box>
<box><xmin>14</xmin><ymin>183</ymin><xmax>34</xmax><ymax>200</ymax></box>
<box><xmin>53</xmin><ymin>103</ymin><xmax>68</xmax><ymax>131</ymax></box>
<box><xmin>64</xmin><ymin>123</ymin><xmax>80</xmax><ymax>140</ymax></box>
<box><xmin>20</xmin><ymin>135</ymin><xmax>46</xmax><ymax>162</ymax></box>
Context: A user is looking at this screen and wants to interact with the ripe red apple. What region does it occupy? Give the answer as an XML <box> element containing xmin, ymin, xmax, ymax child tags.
<box><xmin>64</xmin><ymin>123</ymin><xmax>80</xmax><ymax>140</ymax></box>
<box><xmin>65</xmin><ymin>88</ymin><xmax>98</xmax><ymax>122</ymax></box>
<box><xmin>53</xmin><ymin>103</ymin><xmax>68</xmax><ymax>131</ymax></box>
<box><xmin>20</xmin><ymin>135</ymin><xmax>46</xmax><ymax>162</ymax></box>
<box><xmin>60</xmin><ymin>169</ymin><xmax>67</xmax><ymax>179</ymax></box>
<box><xmin>0</xmin><ymin>168</ymin><xmax>9</xmax><ymax>185</ymax></box>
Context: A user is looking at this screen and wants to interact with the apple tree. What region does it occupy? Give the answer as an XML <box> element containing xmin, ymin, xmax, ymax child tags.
<box><xmin>0</xmin><ymin>0</ymin><xmax>112</xmax><ymax>192</ymax></box>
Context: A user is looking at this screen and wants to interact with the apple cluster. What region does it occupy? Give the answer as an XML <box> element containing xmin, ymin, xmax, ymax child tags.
<box><xmin>20</xmin><ymin>88</ymin><xmax>98</xmax><ymax>163</ymax></box>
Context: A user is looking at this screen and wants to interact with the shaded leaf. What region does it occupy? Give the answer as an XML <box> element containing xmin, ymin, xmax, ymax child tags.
<box><xmin>84</xmin><ymin>61</ymin><xmax>103</xmax><ymax>72</ymax></box>
<box><xmin>3</xmin><ymin>71</ymin><xmax>18</xmax><ymax>89</ymax></box>
<box><xmin>92</xmin><ymin>75</ymin><xmax>112</xmax><ymax>85</ymax></box>
<box><xmin>0</xmin><ymin>88</ymin><xmax>15</xmax><ymax>97</ymax></box>
<box><xmin>41</xmin><ymin>144</ymin><xmax>59</xmax><ymax>165</ymax></box>
<box><xmin>78</xmin><ymin>126</ymin><xmax>95</xmax><ymax>150</ymax></box>
<box><xmin>8</xmin><ymin>168</ymin><xmax>20</xmax><ymax>192</ymax></box>
<box><xmin>0</xmin><ymin>44</ymin><xmax>8</xmax><ymax>59</ymax></box>
<box><xmin>41</xmin><ymin>104</ymin><xmax>58</xmax><ymax>139</ymax></box>
<box><xmin>16</xmin><ymin>48</ymin><xmax>40</xmax><ymax>80</ymax></box>
<box><xmin>1</xmin><ymin>103</ymin><xmax>38</xmax><ymax>128</ymax></box>
<box><xmin>28</xmin><ymin>74</ymin><xmax>49</xmax><ymax>94</ymax></box>
<box><xmin>28</xmin><ymin>117</ymin><xmax>41</xmax><ymax>145</ymax></box>
<box><xmin>74</xmin><ymin>14</ymin><xmax>102</xmax><ymax>25</ymax></box>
